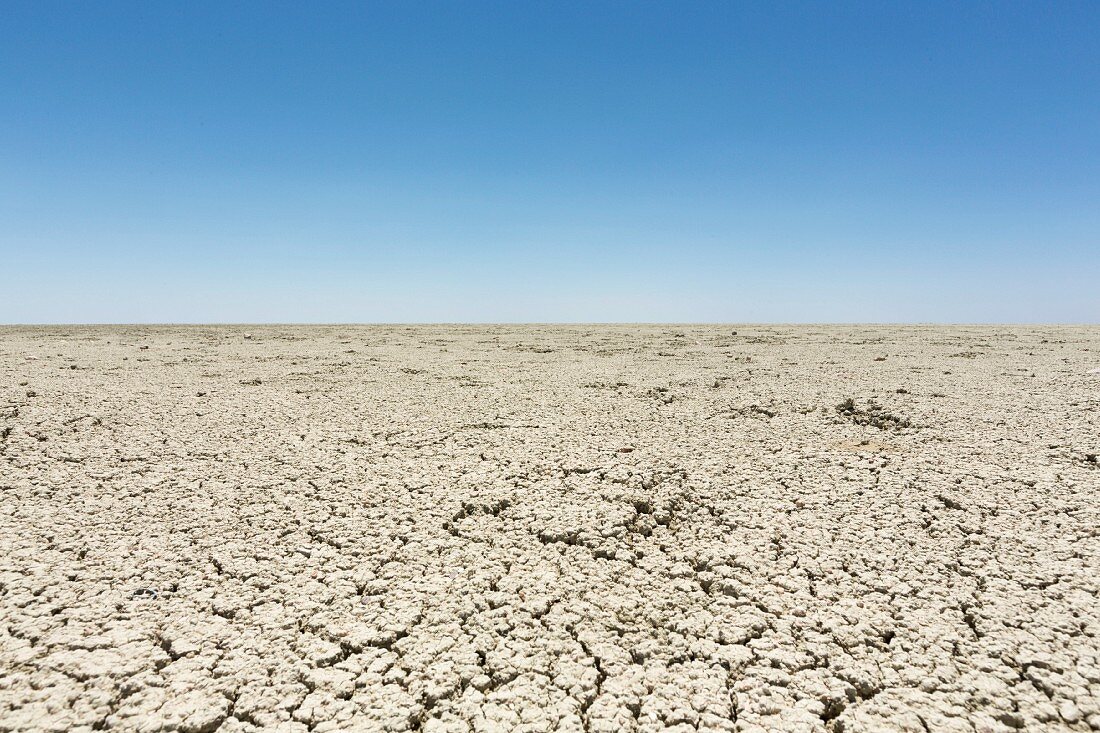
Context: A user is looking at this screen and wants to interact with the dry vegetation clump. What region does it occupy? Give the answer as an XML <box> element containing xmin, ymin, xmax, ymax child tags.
<box><xmin>836</xmin><ymin>397</ymin><xmax>912</xmax><ymax>430</ymax></box>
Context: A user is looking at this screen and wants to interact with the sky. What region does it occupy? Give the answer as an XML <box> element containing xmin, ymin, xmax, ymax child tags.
<box><xmin>2</xmin><ymin>1</ymin><xmax>1098</xmax><ymax>323</ymax></box>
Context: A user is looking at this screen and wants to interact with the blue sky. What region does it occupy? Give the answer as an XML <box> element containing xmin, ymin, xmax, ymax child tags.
<box><xmin>2</xmin><ymin>1</ymin><xmax>1098</xmax><ymax>323</ymax></box>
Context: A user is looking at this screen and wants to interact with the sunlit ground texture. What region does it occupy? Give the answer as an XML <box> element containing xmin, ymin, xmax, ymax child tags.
<box><xmin>2</xmin><ymin>325</ymin><xmax>1098</xmax><ymax>732</ymax></box>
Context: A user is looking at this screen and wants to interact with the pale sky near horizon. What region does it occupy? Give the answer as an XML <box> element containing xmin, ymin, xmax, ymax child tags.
<box><xmin>2</xmin><ymin>1</ymin><xmax>1098</xmax><ymax>323</ymax></box>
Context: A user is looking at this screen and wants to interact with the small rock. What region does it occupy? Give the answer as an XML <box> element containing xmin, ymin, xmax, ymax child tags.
<box><xmin>244</xmin><ymin>333</ymin><xmax>253</xmax><ymax>340</ymax></box>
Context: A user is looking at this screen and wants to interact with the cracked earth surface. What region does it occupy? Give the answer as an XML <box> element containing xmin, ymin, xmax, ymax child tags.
<box><xmin>1</xmin><ymin>325</ymin><xmax>1098</xmax><ymax>733</ymax></box>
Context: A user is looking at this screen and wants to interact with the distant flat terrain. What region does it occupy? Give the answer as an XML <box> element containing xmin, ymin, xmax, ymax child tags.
<box><xmin>1</xmin><ymin>325</ymin><xmax>1098</xmax><ymax>732</ymax></box>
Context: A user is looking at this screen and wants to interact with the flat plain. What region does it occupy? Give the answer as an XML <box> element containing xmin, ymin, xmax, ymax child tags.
<box><xmin>1</xmin><ymin>325</ymin><xmax>1098</xmax><ymax>733</ymax></box>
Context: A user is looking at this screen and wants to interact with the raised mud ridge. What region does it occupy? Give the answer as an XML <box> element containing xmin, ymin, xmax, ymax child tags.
<box><xmin>1</xmin><ymin>325</ymin><xmax>1098</xmax><ymax>732</ymax></box>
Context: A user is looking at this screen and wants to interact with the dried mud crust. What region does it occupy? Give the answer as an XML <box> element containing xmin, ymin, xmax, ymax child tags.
<box><xmin>1</xmin><ymin>325</ymin><xmax>1098</xmax><ymax>733</ymax></box>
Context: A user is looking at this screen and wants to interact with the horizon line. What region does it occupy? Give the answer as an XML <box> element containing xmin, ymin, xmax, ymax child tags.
<box><xmin>2</xmin><ymin>322</ymin><xmax>1097</xmax><ymax>328</ymax></box>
